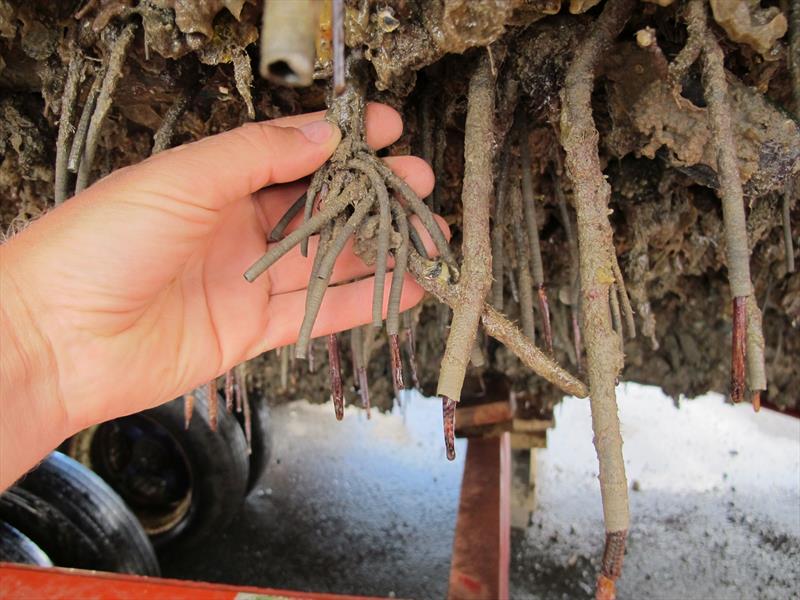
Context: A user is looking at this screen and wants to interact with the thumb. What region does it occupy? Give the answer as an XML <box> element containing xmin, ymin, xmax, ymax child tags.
<box><xmin>119</xmin><ymin>119</ymin><xmax>341</xmax><ymax>211</ymax></box>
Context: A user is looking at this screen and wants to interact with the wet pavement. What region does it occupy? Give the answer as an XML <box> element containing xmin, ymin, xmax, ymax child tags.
<box><xmin>162</xmin><ymin>385</ymin><xmax>800</xmax><ymax>599</ymax></box>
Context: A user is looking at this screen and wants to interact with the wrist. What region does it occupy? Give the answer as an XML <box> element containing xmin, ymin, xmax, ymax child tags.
<box><xmin>0</xmin><ymin>250</ymin><xmax>68</xmax><ymax>489</ymax></box>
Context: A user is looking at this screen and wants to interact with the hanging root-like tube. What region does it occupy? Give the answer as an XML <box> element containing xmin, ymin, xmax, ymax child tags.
<box><xmin>296</xmin><ymin>190</ymin><xmax>373</xmax><ymax>356</ymax></box>
<box><xmin>238</xmin><ymin>367</ymin><xmax>252</xmax><ymax>454</ymax></box>
<box><xmin>67</xmin><ymin>64</ymin><xmax>104</xmax><ymax>174</ymax></box>
<box><xmin>232</xmin><ymin>48</ymin><xmax>255</xmax><ymax>120</ymax></box>
<box><xmin>746</xmin><ymin>295</ymin><xmax>766</xmax><ymax>410</ymax></box>
<box><xmin>554</xmin><ymin>174</ymin><xmax>584</xmax><ymax>371</ymax></box>
<box><xmin>560</xmin><ymin>0</ymin><xmax>635</xmax><ymax>596</ymax></box>
<box><xmin>183</xmin><ymin>392</ymin><xmax>194</xmax><ymax>430</ymax></box>
<box><xmin>442</xmin><ymin>396</ymin><xmax>456</xmax><ymax>461</ymax></box>
<box><xmin>152</xmin><ymin>92</ymin><xmax>188</xmax><ymax>154</ymax></box>
<box><xmin>387</xmin><ymin>200</ymin><xmax>410</xmax><ymax>394</ymax></box>
<box><xmin>408</xmin><ymin>251</ymin><xmax>588</xmax><ymax>398</ymax></box>
<box><xmin>667</xmin><ymin>0</ymin><xmax>705</xmax><ymax>88</ymax></box>
<box><xmin>54</xmin><ymin>48</ymin><xmax>85</xmax><ymax>204</ymax></box>
<box><xmin>436</xmin><ymin>52</ymin><xmax>495</xmax><ymax>419</ymax></box>
<box><xmin>280</xmin><ymin>346</ymin><xmax>290</xmax><ymax>391</ymax></box>
<box><xmin>698</xmin><ymin>1</ymin><xmax>759</xmax><ymax>403</ymax></box>
<box><xmin>327</xmin><ymin>333</ymin><xmax>344</xmax><ymax>420</ymax></box>
<box><xmin>244</xmin><ymin>178</ymin><xmax>355</xmax><ymax>282</ymax></box>
<box><xmin>403</xmin><ymin>310</ymin><xmax>421</xmax><ymax>389</ymax></box>
<box><xmin>259</xmin><ymin>0</ymin><xmax>321</xmax><ymax>87</ymax></box>
<box><xmin>510</xmin><ymin>180</ymin><xmax>537</xmax><ymax>342</ymax></box>
<box><xmin>224</xmin><ymin>369</ymin><xmax>234</xmax><ymax>411</ymax></box>
<box><xmin>75</xmin><ymin>22</ymin><xmax>136</xmax><ymax>194</ymax></box>
<box><xmin>783</xmin><ymin>189</ymin><xmax>796</xmax><ymax>273</ymax></box>
<box><xmin>268</xmin><ymin>193</ymin><xmax>306</xmax><ymax>242</ymax></box>
<box><xmin>332</xmin><ymin>0</ymin><xmax>345</xmax><ymax>95</ymax></box>
<box><xmin>349</xmin><ymin>158</ymin><xmax>391</xmax><ymax>328</ymax></box>
<box><xmin>207</xmin><ymin>380</ymin><xmax>218</xmax><ymax>431</ymax></box>
<box><xmin>520</xmin><ymin>121</ymin><xmax>553</xmax><ymax>353</ymax></box>
<box><xmin>491</xmin><ymin>146</ymin><xmax>512</xmax><ymax>310</ymax></box>
<box><xmin>611</xmin><ymin>258</ymin><xmax>636</xmax><ymax>340</ymax></box>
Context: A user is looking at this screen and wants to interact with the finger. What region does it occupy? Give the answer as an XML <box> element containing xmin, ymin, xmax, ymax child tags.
<box><xmin>268</xmin><ymin>213</ymin><xmax>450</xmax><ymax>295</ymax></box>
<box><xmin>255</xmin><ymin>155</ymin><xmax>435</xmax><ymax>236</ymax></box>
<box><xmin>255</xmin><ymin>272</ymin><xmax>425</xmax><ymax>352</ymax></box>
<box><xmin>268</xmin><ymin>103</ymin><xmax>403</xmax><ymax>150</ymax></box>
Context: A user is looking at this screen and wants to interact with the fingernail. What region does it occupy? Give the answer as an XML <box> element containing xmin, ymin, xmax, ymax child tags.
<box><xmin>299</xmin><ymin>120</ymin><xmax>336</xmax><ymax>144</ymax></box>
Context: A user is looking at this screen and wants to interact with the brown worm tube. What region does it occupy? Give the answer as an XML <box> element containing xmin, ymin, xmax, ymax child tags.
<box><xmin>332</xmin><ymin>0</ymin><xmax>345</xmax><ymax>95</ymax></box>
<box><xmin>268</xmin><ymin>193</ymin><xmax>306</xmax><ymax>242</ymax></box>
<box><xmin>75</xmin><ymin>23</ymin><xmax>137</xmax><ymax>193</ymax></box>
<box><xmin>609</xmin><ymin>283</ymin><xmax>623</xmax><ymax>353</ymax></box>
<box><xmin>560</xmin><ymin>0</ymin><xmax>635</xmax><ymax>593</ymax></box>
<box><xmin>224</xmin><ymin>369</ymin><xmax>234</xmax><ymax>411</ymax></box>
<box><xmin>260</xmin><ymin>0</ymin><xmax>321</xmax><ymax>87</ymax></box>
<box><xmin>699</xmin><ymin>4</ymin><xmax>756</xmax><ymax>401</ymax></box>
<box><xmin>520</xmin><ymin>122</ymin><xmax>554</xmax><ymax>353</ymax></box>
<box><xmin>403</xmin><ymin>311</ymin><xmax>421</xmax><ymax>389</ymax></box>
<box><xmin>436</xmin><ymin>52</ymin><xmax>495</xmax><ymax>404</ymax></box>
<box><xmin>232</xmin><ymin>48</ymin><xmax>255</xmax><ymax>120</ymax></box>
<box><xmin>183</xmin><ymin>393</ymin><xmax>194</xmax><ymax>430</ymax></box>
<box><xmin>783</xmin><ymin>189</ymin><xmax>796</xmax><ymax>274</ymax></box>
<box><xmin>408</xmin><ymin>253</ymin><xmax>588</xmax><ymax>399</ymax></box>
<box><xmin>348</xmin><ymin>159</ymin><xmax>391</xmax><ymax>328</ymax></box>
<box><xmin>509</xmin><ymin>180</ymin><xmax>537</xmax><ymax>342</ymax></box>
<box><xmin>308</xmin><ymin>339</ymin><xmax>317</xmax><ymax>373</ymax></box>
<box><xmin>55</xmin><ymin>49</ymin><xmax>85</xmax><ymax>204</ymax></box>
<box><xmin>745</xmin><ymin>295</ymin><xmax>766</xmax><ymax>405</ymax></box>
<box><xmin>554</xmin><ymin>173</ymin><xmax>583</xmax><ymax>370</ymax></box>
<box><xmin>244</xmin><ymin>178</ymin><xmax>356</xmax><ymax>282</ymax></box>
<box><xmin>668</xmin><ymin>0</ymin><xmax>705</xmax><ymax>87</ymax></box>
<box><xmin>491</xmin><ymin>146</ymin><xmax>512</xmax><ymax>310</ymax></box>
<box><xmin>442</xmin><ymin>396</ymin><xmax>456</xmax><ymax>461</ymax></box>
<box><xmin>369</xmin><ymin>157</ymin><xmax>457</xmax><ymax>276</ymax></box>
<box><xmin>241</xmin><ymin>381</ymin><xmax>252</xmax><ymax>454</ymax></box>
<box><xmin>68</xmin><ymin>65</ymin><xmax>105</xmax><ymax>174</ymax></box>
<box><xmin>386</xmin><ymin>199</ymin><xmax>410</xmax><ymax>337</ymax></box>
<box><xmin>389</xmin><ymin>334</ymin><xmax>404</xmax><ymax>395</ymax></box>
<box><xmin>611</xmin><ymin>257</ymin><xmax>636</xmax><ymax>340</ymax></box>
<box><xmin>327</xmin><ymin>333</ymin><xmax>344</xmax><ymax>420</ymax></box>
<box><xmin>152</xmin><ymin>92</ymin><xmax>188</xmax><ymax>154</ymax></box>
<box><xmin>207</xmin><ymin>380</ymin><xmax>218</xmax><ymax>431</ymax></box>
<box><xmin>296</xmin><ymin>195</ymin><xmax>374</xmax><ymax>358</ymax></box>
<box><xmin>280</xmin><ymin>346</ymin><xmax>290</xmax><ymax>391</ymax></box>
<box><xmin>350</xmin><ymin>326</ymin><xmax>363</xmax><ymax>387</ymax></box>
<box><xmin>301</xmin><ymin>170</ymin><xmax>330</xmax><ymax>257</ymax></box>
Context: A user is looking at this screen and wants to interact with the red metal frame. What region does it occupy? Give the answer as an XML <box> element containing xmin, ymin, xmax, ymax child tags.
<box><xmin>0</xmin><ymin>563</ymin><xmax>380</xmax><ymax>600</ymax></box>
<box><xmin>447</xmin><ymin>433</ymin><xmax>511</xmax><ymax>600</ymax></box>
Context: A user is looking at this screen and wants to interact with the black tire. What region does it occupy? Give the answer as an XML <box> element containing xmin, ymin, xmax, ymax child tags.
<box><xmin>236</xmin><ymin>396</ymin><xmax>272</xmax><ymax>493</ymax></box>
<box><xmin>64</xmin><ymin>387</ymin><xmax>249</xmax><ymax>551</ymax></box>
<box><xmin>0</xmin><ymin>522</ymin><xmax>53</xmax><ymax>566</ymax></box>
<box><xmin>16</xmin><ymin>452</ymin><xmax>159</xmax><ymax>576</ymax></box>
<box><xmin>0</xmin><ymin>487</ymin><xmax>100</xmax><ymax>569</ymax></box>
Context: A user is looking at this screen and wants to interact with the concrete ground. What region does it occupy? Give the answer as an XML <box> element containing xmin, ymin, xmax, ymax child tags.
<box><xmin>162</xmin><ymin>385</ymin><xmax>800</xmax><ymax>599</ymax></box>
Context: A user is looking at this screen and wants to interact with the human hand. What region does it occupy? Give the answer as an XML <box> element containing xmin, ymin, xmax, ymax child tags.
<box><xmin>0</xmin><ymin>104</ymin><xmax>443</xmax><ymax>487</ymax></box>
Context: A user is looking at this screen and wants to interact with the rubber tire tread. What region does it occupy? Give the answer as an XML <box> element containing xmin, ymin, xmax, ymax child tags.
<box><xmin>16</xmin><ymin>452</ymin><xmax>159</xmax><ymax>576</ymax></box>
<box><xmin>0</xmin><ymin>521</ymin><xmax>53</xmax><ymax>566</ymax></box>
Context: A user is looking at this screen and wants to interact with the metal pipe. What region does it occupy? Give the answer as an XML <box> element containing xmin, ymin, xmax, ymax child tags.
<box><xmin>260</xmin><ymin>0</ymin><xmax>321</xmax><ymax>87</ymax></box>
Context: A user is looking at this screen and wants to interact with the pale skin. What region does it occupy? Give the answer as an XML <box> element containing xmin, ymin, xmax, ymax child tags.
<box><xmin>0</xmin><ymin>104</ymin><xmax>444</xmax><ymax>490</ymax></box>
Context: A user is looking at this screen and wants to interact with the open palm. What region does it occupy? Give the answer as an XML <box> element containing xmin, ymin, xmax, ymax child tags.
<box><xmin>1</xmin><ymin>104</ymin><xmax>440</xmax><ymax>434</ymax></box>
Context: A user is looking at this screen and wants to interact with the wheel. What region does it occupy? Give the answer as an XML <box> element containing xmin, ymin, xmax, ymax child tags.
<box><xmin>235</xmin><ymin>396</ymin><xmax>273</xmax><ymax>493</ymax></box>
<box><xmin>16</xmin><ymin>452</ymin><xmax>159</xmax><ymax>575</ymax></box>
<box><xmin>0</xmin><ymin>522</ymin><xmax>52</xmax><ymax>566</ymax></box>
<box><xmin>64</xmin><ymin>387</ymin><xmax>249</xmax><ymax>551</ymax></box>
<box><xmin>0</xmin><ymin>487</ymin><xmax>100</xmax><ymax>569</ymax></box>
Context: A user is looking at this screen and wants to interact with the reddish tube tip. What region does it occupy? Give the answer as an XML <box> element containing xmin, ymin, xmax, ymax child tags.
<box><xmin>442</xmin><ymin>396</ymin><xmax>457</xmax><ymax>461</ymax></box>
